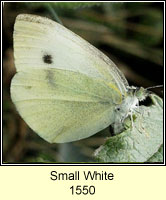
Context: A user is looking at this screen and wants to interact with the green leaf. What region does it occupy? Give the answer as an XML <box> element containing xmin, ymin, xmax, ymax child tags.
<box><xmin>147</xmin><ymin>144</ymin><xmax>163</xmax><ymax>163</ymax></box>
<box><xmin>94</xmin><ymin>93</ymin><xmax>163</xmax><ymax>163</ymax></box>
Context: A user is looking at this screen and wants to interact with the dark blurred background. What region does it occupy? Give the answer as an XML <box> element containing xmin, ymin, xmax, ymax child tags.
<box><xmin>3</xmin><ymin>2</ymin><xmax>164</xmax><ymax>163</ymax></box>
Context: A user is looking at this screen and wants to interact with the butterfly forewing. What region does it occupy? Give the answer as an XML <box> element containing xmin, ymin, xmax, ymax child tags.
<box><xmin>11</xmin><ymin>14</ymin><xmax>128</xmax><ymax>143</ymax></box>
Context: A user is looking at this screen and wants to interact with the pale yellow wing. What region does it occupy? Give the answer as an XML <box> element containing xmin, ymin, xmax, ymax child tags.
<box><xmin>14</xmin><ymin>14</ymin><xmax>128</xmax><ymax>94</ymax></box>
<box><xmin>11</xmin><ymin>14</ymin><xmax>126</xmax><ymax>143</ymax></box>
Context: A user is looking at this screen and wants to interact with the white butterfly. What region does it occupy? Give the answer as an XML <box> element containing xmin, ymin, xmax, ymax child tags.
<box><xmin>11</xmin><ymin>14</ymin><xmax>145</xmax><ymax>143</ymax></box>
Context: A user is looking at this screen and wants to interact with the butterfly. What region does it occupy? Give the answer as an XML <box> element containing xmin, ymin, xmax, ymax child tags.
<box><xmin>11</xmin><ymin>14</ymin><xmax>147</xmax><ymax>143</ymax></box>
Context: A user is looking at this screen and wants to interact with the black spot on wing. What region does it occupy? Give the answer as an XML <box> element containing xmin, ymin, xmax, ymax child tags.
<box><xmin>43</xmin><ymin>54</ymin><xmax>53</xmax><ymax>64</ymax></box>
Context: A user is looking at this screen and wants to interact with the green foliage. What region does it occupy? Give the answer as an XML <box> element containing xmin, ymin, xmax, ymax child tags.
<box><xmin>27</xmin><ymin>2</ymin><xmax>103</xmax><ymax>9</ymax></box>
<box><xmin>25</xmin><ymin>153</ymin><xmax>56</xmax><ymax>163</ymax></box>
<box><xmin>147</xmin><ymin>145</ymin><xmax>163</xmax><ymax>163</ymax></box>
<box><xmin>50</xmin><ymin>2</ymin><xmax>102</xmax><ymax>9</ymax></box>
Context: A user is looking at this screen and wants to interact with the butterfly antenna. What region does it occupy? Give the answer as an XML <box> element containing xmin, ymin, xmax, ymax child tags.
<box><xmin>146</xmin><ymin>85</ymin><xmax>163</xmax><ymax>90</ymax></box>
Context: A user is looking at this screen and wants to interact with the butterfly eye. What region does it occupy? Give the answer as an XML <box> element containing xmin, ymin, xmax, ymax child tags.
<box><xmin>43</xmin><ymin>54</ymin><xmax>53</xmax><ymax>64</ymax></box>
